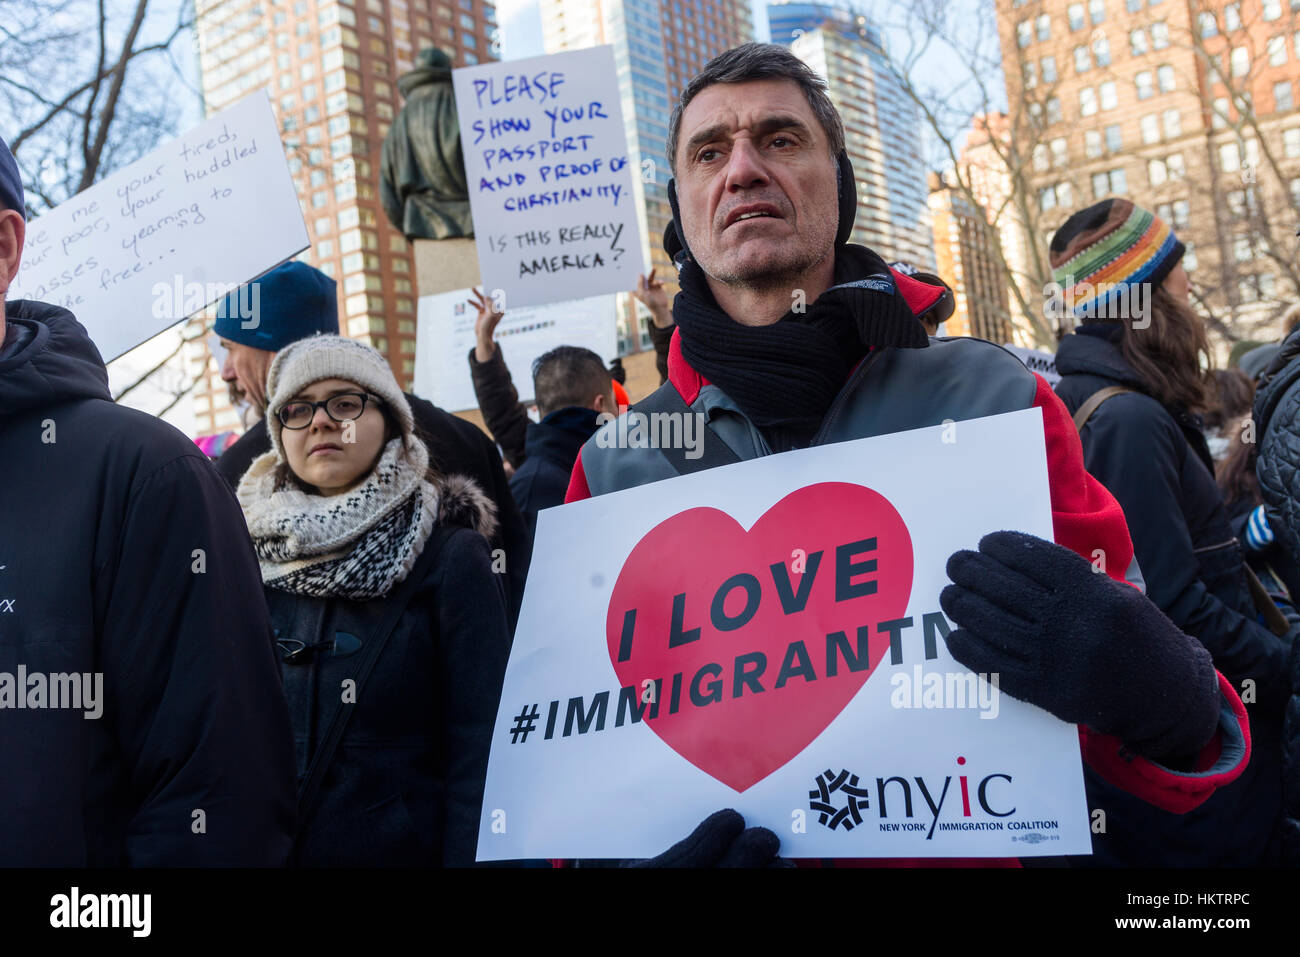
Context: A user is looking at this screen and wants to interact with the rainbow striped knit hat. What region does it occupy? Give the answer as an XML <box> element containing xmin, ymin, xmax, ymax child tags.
<box><xmin>1049</xmin><ymin>199</ymin><xmax>1184</xmax><ymax>321</ymax></box>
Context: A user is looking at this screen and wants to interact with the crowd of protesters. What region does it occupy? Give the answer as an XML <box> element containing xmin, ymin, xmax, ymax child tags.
<box><xmin>5</xmin><ymin>40</ymin><xmax>1300</xmax><ymax>868</ymax></box>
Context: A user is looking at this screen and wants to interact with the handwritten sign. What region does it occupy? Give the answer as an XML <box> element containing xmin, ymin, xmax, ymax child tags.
<box><xmin>477</xmin><ymin>409</ymin><xmax>1092</xmax><ymax>861</ymax></box>
<box><xmin>10</xmin><ymin>90</ymin><xmax>308</xmax><ymax>361</ymax></box>
<box><xmin>452</xmin><ymin>46</ymin><xmax>645</xmax><ymax>310</ymax></box>
<box><xmin>413</xmin><ymin>287</ymin><xmax>618</xmax><ymax>411</ymax></box>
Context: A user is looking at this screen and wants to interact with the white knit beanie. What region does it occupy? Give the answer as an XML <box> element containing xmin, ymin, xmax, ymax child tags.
<box><xmin>264</xmin><ymin>334</ymin><xmax>415</xmax><ymax>463</ymax></box>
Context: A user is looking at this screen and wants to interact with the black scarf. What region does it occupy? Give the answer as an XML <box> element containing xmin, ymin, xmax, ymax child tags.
<box><xmin>672</xmin><ymin>244</ymin><xmax>929</xmax><ymax>449</ymax></box>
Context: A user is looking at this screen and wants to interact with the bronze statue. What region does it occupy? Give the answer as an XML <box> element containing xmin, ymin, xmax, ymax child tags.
<box><xmin>380</xmin><ymin>48</ymin><xmax>474</xmax><ymax>240</ymax></box>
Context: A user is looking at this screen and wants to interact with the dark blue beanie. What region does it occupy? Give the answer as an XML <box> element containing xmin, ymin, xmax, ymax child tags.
<box><xmin>212</xmin><ymin>260</ymin><xmax>338</xmax><ymax>352</ymax></box>
<box><xmin>0</xmin><ymin>136</ymin><xmax>23</xmax><ymax>215</ymax></box>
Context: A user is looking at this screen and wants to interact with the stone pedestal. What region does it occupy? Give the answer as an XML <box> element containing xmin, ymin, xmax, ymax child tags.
<box><xmin>413</xmin><ymin>237</ymin><xmax>481</xmax><ymax>297</ymax></box>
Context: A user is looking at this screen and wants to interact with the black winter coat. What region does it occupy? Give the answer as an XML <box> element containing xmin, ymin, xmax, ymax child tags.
<box><xmin>1250</xmin><ymin>327</ymin><xmax>1300</xmax><ymax>865</ymax></box>
<box><xmin>0</xmin><ymin>300</ymin><xmax>296</xmax><ymax>865</ymax></box>
<box><xmin>270</xmin><ymin>478</ymin><xmax>509</xmax><ymax>867</ymax></box>
<box><xmin>216</xmin><ymin>393</ymin><xmax>531</xmax><ymax>633</ymax></box>
<box><xmin>467</xmin><ymin>344</ymin><xmax>600</xmax><ymax>535</ymax></box>
<box><xmin>1055</xmin><ymin>326</ymin><xmax>1287</xmax><ymax>866</ymax></box>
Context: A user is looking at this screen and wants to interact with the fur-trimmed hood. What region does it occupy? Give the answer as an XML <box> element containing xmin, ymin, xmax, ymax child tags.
<box><xmin>436</xmin><ymin>473</ymin><xmax>498</xmax><ymax>541</ymax></box>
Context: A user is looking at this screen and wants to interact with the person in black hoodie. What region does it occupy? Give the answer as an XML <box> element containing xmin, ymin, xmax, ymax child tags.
<box><xmin>0</xmin><ymin>136</ymin><xmax>296</xmax><ymax>865</ymax></box>
<box><xmin>465</xmin><ymin>289</ymin><xmax>620</xmax><ymax>537</ymax></box>
<box><xmin>211</xmin><ymin>268</ymin><xmax>531</xmax><ymax>632</ymax></box>
<box><xmin>1051</xmin><ymin>198</ymin><xmax>1290</xmax><ymax>866</ymax></box>
<box><xmin>236</xmin><ymin>334</ymin><xmax>509</xmax><ymax>866</ymax></box>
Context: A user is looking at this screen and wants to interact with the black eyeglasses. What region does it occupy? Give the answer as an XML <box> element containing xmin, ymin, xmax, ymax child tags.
<box><xmin>276</xmin><ymin>392</ymin><xmax>382</xmax><ymax>430</ymax></box>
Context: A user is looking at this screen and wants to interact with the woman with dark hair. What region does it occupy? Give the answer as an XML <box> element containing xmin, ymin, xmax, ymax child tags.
<box><xmin>1051</xmin><ymin>199</ymin><xmax>1290</xmax><ymax>867</ymax></box>
<box><xmin>236</xmin><ymin>334</ymin><xmax>509</xmax><ymax>866</ymax></box>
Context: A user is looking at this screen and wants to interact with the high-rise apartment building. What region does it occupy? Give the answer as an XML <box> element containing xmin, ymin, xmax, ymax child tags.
<box><xmin>191</xmin><ymin>0</ymin><xmax>498</xmax><ymax>435</ymax></box>
<box><xmin>539</xmin><ymin>0</ymin><xmax>754</xmax><ymax>354</ymax></box>
<box><xmin>771</xmin><ymin>1</ymin><xmax>936</xmax><ymax>269</ymax></box>
<box><xmin>997</xmin><ymin>0</ymin><xmax>1300</xmax><ymax>351</ymax></box>
<box><xmin>929</xmin><ymin>171</ymin><xmax>1016</xmax><ymax>343</ymax></box>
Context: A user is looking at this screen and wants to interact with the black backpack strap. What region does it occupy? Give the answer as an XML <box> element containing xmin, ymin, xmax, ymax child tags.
<box><xmin>295</xmin><ymin>525</ymin><xmax>453</xmax><ymax>822</ymax></box>
<box><xmin>631</xmin><ymin>381</ymin><xmax>742</xmax><ymax>475</ymax></box>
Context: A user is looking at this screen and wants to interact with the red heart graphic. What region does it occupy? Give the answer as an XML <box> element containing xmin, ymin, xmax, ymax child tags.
<box><xmin>606</xmin><ymin>482</ymin><xmax>914</xmax><ymax>792</ymax></box>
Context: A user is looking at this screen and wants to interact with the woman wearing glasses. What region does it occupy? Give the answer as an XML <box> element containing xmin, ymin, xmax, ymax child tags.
<box><xmin>236</xmin><ymin>334</ymin><xmax>509</xmax><ymax>866</ymax></box>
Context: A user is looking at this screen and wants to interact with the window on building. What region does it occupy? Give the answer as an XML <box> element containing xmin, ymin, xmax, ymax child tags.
<box><xmin>1074</xmin><ymin>45</ymin><xmax>1090</xmax><ymax>72</ymax></box>
<box><xmin>1213</xmin><ymin>96</ymin><xmax>1230</xmax><ymax>129</ymax></box>
<box><xmin>1033</xmin><ymin>143</ymin><xmax>1050</xmax><ymax>171</ymax></box>
<box><xmin>1270</xmin><ymin>35</ymin><xmax>1288</xmax><ymax>66</ymax></box>
<box><xmin>1183</xmin><ymin>243</ymin><xmax>1197</xmax><ymax>271</ymax></box>
<box><xmin>1068</xmin><ymin>2</ymin><xmax>1084</xmax><ymax>29</ymax></box>
<box><xmin>1278</xmin><ymin>81</ymin><xmax>1295</xmax><ymax>112</ymax></box>
<box><xmin>1100</xmin><ymin>80</ymin><xmax>1117</xmax><ymax>109</ymax></box>
<box><xmin>1088</xmin><ymin>0</ymin><xmax>1104</xmax><ymax>23</ymax></box>
<box><xmin>1166</xmin><ymin>152</ymin><xmax>1185</xmax><ymax>179</ymax></box>
<box><xmin>1148</xmin><ymin>157</ymin><xmax>1169</xmax><ymax>186</ymax></box>
<box><xmin>1141</xmin><ymin>113</ymin><xmax>1160</xmax><ymax>143</ymax></box>
<box><xmin>1094</xmin><ymin>34</ymin><xmax>1110</xmax><ymax>66</ymax></box>
<box><xmin>1037</xmin><ymin>13</ymin><xmax>1051</xmax><ymax>40</ymax></box>
<box><xmin>1135</xmin><ymin>70</ymin><xmax>1154</xmax><ymax>99</ymax></box>
<box><xmin>1126</xmin><ymin>0</ymin><xmax>1141</xmax><ymax>10</ymax></box>
<box><xmin>1225</xmin><ymin>3</ymin><xmax>1242</xmax><ymax>30</ymax></box>
<box><xmin>1161</xmin><ymin>108</ymin><xmax>1180</xmax><ymax>138</ymax></box>
<box><xmin>1291</xmin><ymin>177</ymin><xmax>1300</xmax><ymax>209</ymax></box>
<box><xmin>1199</xmin><ymin>12</ymin><xmax>1217</xmax><ymax>37</ymax></box>
<box><xmin>1092</xmin><ymin>167</ymin><xmax>1127</xmax><ymax>197</ymax></box>
<box><xmin>1286</xmin><ymin>127</ymin><xmax>1300</xmax><ymax>156</ymax></box>
<box><xmin>1221</xmin><ymin>141</ymin><xmax>1241</xmax><ymax>171</ymax></box>
<box><xmin>311</xmin><ymin>190</ymin><xmax>328</xmax><ymax>208</ymax></box>
<box><xmin>1085</xmin><ymin>129</ymin><xmax>1103</xmax><ymax>157</ymax></box>
<box><xmin>1266</xmin><ymin>0</ymin><xmax>1283</xmax><ymax>19</ymax></box>
<box><xmin>1233</xmin><ymin>235</ymin><xmax>1253</xmax><ymax>262</ymax></box>
<box><xmin>1050</xmin><ymin>136</ymin><xmax>1068</xmax><ymax>165</ymax></box>
<box><xmin>1231</xmin><ymin>47</ymin><xmax>1249</xmax><ymax>78</ymax></box>
<box><xmin>1041</xmin><ymin>55</ymin><xmax>1057</xmax><ymax>83</ymax></box>
<box><xmin>1130</xmin><ymin>28</ymin><xmax>1148</xmax><ymax>56</ymax></box>
<box><xmin>1149</xmin><ymin>21</ymin><xmax>1168</xmax><ymax>50</ymax></box>
<box><xmin>1105</xmin><ymin>123</ymin><xmax>1122</xmax><ymax>152</ymax></box>
<box><xmin>1156</xmin><ymin>65</ymin><xmax>1175</xmax><ymax>91</ymax></box>
<box><xmin>1080</xmin><ymin>86</ymin><xmax>1098</xmax><ymax>116</ymax></box>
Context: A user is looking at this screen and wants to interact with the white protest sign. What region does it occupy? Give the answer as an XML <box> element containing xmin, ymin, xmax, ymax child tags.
<box><xmin>414</xmin><ymin>287</ymin><xmax>618</xmax><ymax>411</ymax></box>
<box><xmin>452</xmin><ymin>45</ymin><xmax>644</xmax><ymax>310</ymax></box>
<box><xmin>1002</xmin><ymin>344</ymin><xmax>1060</xmax><ymax>386</ymax></box>
<box><xmin>11</xmin><ymin>90</ymin><xmax>308</xmax><ymax>361</ymax></box>
<box><xmin>478</xmin><ymin>408</ymin><xmax>1092</xmax><ymax>860</ymax></box>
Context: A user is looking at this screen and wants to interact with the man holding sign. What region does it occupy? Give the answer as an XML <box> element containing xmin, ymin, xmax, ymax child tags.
<box><xmin>563</xmin><ymin>44</ymin><xmax>1249</xmax><ymax>863</ymax></box>
<box><xmin>0</xmin><ymin>137</ymin><xmax>295</xmax><ymax>864</ymax></box>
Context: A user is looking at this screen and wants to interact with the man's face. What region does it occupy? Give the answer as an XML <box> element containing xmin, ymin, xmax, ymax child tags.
<box><xmin>673</xmin><ymin>78</ymin><xmax>840</xmax><ymax>292</ymax></box>
<box><xmin>219</xmin><ymin>339</ymin><xmax>275</xmax><ymax>412</ymax></box>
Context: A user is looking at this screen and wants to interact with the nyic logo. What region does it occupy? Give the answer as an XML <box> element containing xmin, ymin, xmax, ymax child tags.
<box><xmin>807</xmin><ymin>756</ymin><xmax>1016</xmax><ymax>839</ymax></box>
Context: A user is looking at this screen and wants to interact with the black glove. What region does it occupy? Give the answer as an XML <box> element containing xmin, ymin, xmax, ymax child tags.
<box><xmin>625</xmin><ymin>809</ymin><xmax>791</xmax><ymax>868</ymax></box>
<box><xmin>940</xmin><ymin>531</ymin><xmax>1221</xmax><ymax>762</ymax></box>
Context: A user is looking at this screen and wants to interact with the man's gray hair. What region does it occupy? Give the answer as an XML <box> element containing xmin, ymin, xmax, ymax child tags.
<box><xmin>666</xmin><ymin>43</ymin><xmax>846</xmax><ymax>176</ymax></box>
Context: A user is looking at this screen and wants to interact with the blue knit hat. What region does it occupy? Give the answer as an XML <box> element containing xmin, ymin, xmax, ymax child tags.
<box><xmin>0</xmin><ymin>136</ymin><xmax>23</xmax><ymax>215</ymax></box>
<box><xmin>213</xmin><ymin>260</ymin><xmax>338</xmax><ymax>352</ymax></box>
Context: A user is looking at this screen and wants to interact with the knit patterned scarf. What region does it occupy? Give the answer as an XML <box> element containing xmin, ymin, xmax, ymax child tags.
<box><xmin>237</xmin><ymin>437</ymin><xmax>438</xmax><ymax>599</ymax></box>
